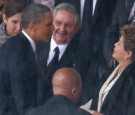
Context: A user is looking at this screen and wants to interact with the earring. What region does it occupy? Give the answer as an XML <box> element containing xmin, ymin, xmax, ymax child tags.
<box><xmin>124</xmin><ymin>57</ymin><xmax>127</xmax><ymax>60</ymax></box>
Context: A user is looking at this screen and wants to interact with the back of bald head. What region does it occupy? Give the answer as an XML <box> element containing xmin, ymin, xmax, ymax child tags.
<box><xmin>52</xmin><ymin>67</ymin><xmax>82</xmax><ymax>94</ymax></box>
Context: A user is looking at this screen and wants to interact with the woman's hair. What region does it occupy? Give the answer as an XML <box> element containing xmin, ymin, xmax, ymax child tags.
<box><xmin>3</xmin><ymin>0</ymin><xmax>30</xmax><ymax>18</ymax></box>
<box><xmin>120</xmin><ymin>25</ymin><xmax>135</xmax><ymax>61</ymax></box>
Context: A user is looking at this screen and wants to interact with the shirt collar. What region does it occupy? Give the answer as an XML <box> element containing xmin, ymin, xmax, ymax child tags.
<box><xmin>22</xmin><ymin>30</ymin><xmax>36</xmax><ymax>53</ymax></box>
<box><xmin>50</xmin><ymin>37</ymin><xmax>68</xmax><ymax>59</ymax></box>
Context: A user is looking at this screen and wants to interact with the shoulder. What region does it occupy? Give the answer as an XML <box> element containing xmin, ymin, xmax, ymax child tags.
<box><xmin>37</xmin><ymin>42</ymin><xmax>49</xmax><ymax>53</ymax></box>
<box><xmin>0</xmin><ymin>23</ymin><xmax>6</xmax><ymax>36</ymax></box>
<box><xmin>74</xmin><ymin>107</ymin><xmax>90</xmax><ymax>115</ymax></box>
<box><xmin>25</xmin><ymin>106</ymin><xmax>43</xmax><ymax>115</ymax></box>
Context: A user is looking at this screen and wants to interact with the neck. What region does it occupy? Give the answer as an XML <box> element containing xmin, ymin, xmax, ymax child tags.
<box><xmin>119</xmin><ymin>60</ymin><xmax>132</xmax><ymax>71</ymax></box>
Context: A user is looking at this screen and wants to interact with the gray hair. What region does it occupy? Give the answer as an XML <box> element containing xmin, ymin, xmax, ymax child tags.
<box><xmin>21</xmin><ymin>3</ymin><xmax>51</xmax><ymax>28</ymax></box>
<box><xmin>53</xmin><ymin>3</ymin><xmax>79</xmax><ymax>24</ymax></box>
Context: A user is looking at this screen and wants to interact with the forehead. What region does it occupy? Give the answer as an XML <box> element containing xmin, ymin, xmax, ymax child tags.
<box><xmin>41</xmin><ymin>12</ymin><xmax>53</xmax><ymax>23</ymax></box>
<box><xmin>7</xmin><ymin>13</ymin><xmax>22</xmax><ymax>21</ymax></box>
<box><xmin>120</xmin><ymin>36</ymin><xmax>124</xmax><ymax>42</ymax></box>
<box><xmin>54</xmin><ymin>10</ymin><xmax>75</xmax><ymax>23</ymax></box>
<box><xmin>43</xmin><ymin>12</ymin><xmax>53</xmax><ymax>20</ymax></box>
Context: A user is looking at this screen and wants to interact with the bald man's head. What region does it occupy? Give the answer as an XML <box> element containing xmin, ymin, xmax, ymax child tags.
<box><xmin>52</xmin><ymin>68</ymin><xmax>82</xmax><ymax>103</ymax></box>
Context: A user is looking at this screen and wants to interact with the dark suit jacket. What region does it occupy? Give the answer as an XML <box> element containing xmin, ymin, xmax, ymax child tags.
<box><xmin>0</xmin><ymin>32</ymin><xmax>38</xmax><ymax>115</ymax></box>
<box><xmin>37</xmin><ymin>39</ymin><xmax>90</xmax><ymax>105</ymax></box>
<box><xmin>90</xmin><ymin>62</ymin><xmax>135</xmax><ymax>115</ymax></box>
<box><xmin>25</xmin><ymin>95</ymin><xmax>91</xmax><ymax>115</ymax></box>
<box><xmin>64</xmin><ymin>0</ymin><xmax>117</xmax><ymax>105</ymax></box>
<box><xmin>55</xmin><ymin>0</ymin><xmax>71</xmax><ymax>6</ymax></box>
<box><xmin>104</xmin><ymin>0</ymin><xmax>134</xmax><ymax>67</ymax></box>
<box><xmin>64</xmin><ymin>0</ymin><xmax>117</xmax><ymax>80</ymax></box>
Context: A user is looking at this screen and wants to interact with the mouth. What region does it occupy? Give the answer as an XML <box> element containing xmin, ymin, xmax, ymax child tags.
<box><xmin>57</xmin><ymin>33</ymin><xmax>67</xmax><ymax>37</ymax></box>
<box><xmin>14</xmin><ymin>31</ymin><xmax>20</xmax><ymax>34</ymax></box>
<box><xmin>58</xmin><ymin>31</ymin><xmax>67</xmax><ymax>35</ymax></box>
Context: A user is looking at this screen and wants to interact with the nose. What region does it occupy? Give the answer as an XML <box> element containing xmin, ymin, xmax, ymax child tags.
<box><xmin>16</xmin><ymin>22</ymin><xmax>21</xmax><ymax>31</ymax></box>
<box><xmin>114</xmin><ymin>42</ymin><xmax>117</xmax><ymax>46</ymax></box>
<box><xmin>60</xmin><ymin>24</ymin><xmax>66</xmax><ymax>31</ymax></box>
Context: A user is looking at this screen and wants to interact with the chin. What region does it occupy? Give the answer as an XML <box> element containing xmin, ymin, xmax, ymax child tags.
<box><xmin>112</xmin><ymin>54</ymin><xmax>114</xmax><ymax>59</ymax></box>
<box><xmin>112</xmin><ymin>55</ymin><xmax>117</xmax><ymax>60</ymax></box>
<box><xmin>112</xmin><ymin>55</ymin><xmax>117</xmax><ymax>62</ymax></box>
<box><xmin>12</xmin><ymin>33</ymin><xmax>18</xmax><ymax>36</ymax></box>
<box><xmin>112</xmin><ymin>55</ymin><xmax>115</xmax><ymax>59</ymax></box>
<box><xmin>55</xmin><ymin>39</ymin><xmax>64</xmax><ymax>44</ymax></box>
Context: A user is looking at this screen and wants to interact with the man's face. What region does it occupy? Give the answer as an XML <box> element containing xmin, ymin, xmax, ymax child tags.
<box><xmin>53</xmin><ymin>10</ymin><xmax>79</xmax><ymax>44</ymax></box>
<box><xmin>33</xmin><ymin>11</ymin><xmax>53</xmax><ymax>43</ymax></box>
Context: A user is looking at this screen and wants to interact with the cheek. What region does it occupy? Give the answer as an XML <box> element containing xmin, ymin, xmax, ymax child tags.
<box><xmin>113</xmin><ymin>49</ymin><xmax>125</xmax><ymax>60</ymax></box>
<box><xmin>112</xmin><ymin>48</ymin><xmax>119</xmax><ymax>57</ymax></box>
<box><xmin>41</xmin><ymin>29</ymin><xmax>52</xmax><ymax>42</ymax></box>
<box><xmin>68</xmin><ymin>29</ymin><xmax>75</xmax><ymax>37</ymax></box>
<box><xmin>6</xmin><ymin>23</ymin><xmax>14</xmax><ymax>34</ymax></box>
<box><xmin>9</xmin><ymin>24</ymin><xmax>16</xmax><ymax>32</ymax></box>
<box><xmin>44</xmin><ymin>29</ymin><xmax>51</xmax><ymax>37</ymax></box>
<box><xmin>53</xmin><ymin>27</ymin><xmax>59</xmax><ymax>35</ymax></box>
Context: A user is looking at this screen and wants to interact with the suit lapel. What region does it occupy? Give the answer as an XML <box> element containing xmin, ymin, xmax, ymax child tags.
<box><xmin>92</xmin><ymin>0</ymin><xmax>105</xmax><ymax>25</ymax></box>
<box><xmin>101</xmin><ymin>63</ymin><xmax>134</xmax><ymax>113</ymax></box>
<box><xmin>70</xmin><ymin>0</ymin><xmax>80</xmax><ymax>18</ymax></box>
<box><xmin>125</xmin><ymin>0</ymin><xmax>135</xmax><ymax>22</ymax></box>
<box><xmin>19</xmin><ymin>32</ymin><xmax>35</xmax><ymax>55</ymax></box>
<box><xmin>58</xmin><ymin>42</ymin><xmax>75</xmax><ymax>68</ymax></box>
<box><xmin>37</xmin><ymin>42</ymin><xmax>50</xmax><ymax>69</ymax></box>
<box><xmin>43</xmin><ymin>43</ymin><xmax>50</xmax><ymax>68</ymax></box>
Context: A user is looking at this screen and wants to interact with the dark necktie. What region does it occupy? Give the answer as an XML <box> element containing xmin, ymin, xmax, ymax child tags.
<box><xmin>44</xmin><ymin>46</ymin><xmax>60</xmax><ymax>102</ymax></box>
<box><xmin>47</xmin><ymin>46</ymin><xmax>60</xmax><ymax>69</ymax></box>
<box><xmin>52</xmin><ymin>46</ymin><xmax>59</xmax><ymax>64</ymax></box>
<box><xmin>81</xmin><ymin>0</ymin><xmax>93</xmax><ymax>27</ymax></box>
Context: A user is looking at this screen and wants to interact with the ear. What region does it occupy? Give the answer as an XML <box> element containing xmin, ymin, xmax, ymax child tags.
<box><xmin>28</xmin><ymin>22</ymin><xmax>35</xmax><ymax>31</ymax></box>
<box><xmin>2</xmin><ymin>13</ymin><xmax>7</xmax><ymax>24</ymax></box>
<box><xmin>125</xmin><ymin>50</ymin><xmax>132</xmax><ymax>60</ymax></box>
<box><xmin>75</xmin><ymin>22</ymin><xmax>80</xmax><ymax>33</ymax></box>
<box><xmin>25</xmin><ymin>22</ymin><xmax>36</xmax><ymax>38</ymax></box>
<box><xmin>71</xmin><ymin>87</ymin><xmax>76</xmax><ymax>96</ymax></box>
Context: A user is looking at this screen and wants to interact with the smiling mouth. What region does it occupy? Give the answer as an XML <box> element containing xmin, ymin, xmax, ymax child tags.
<box><xmin>57</xmin><ymin>33</ymin><xmax>67</xmax><ymax>37</ymax></box>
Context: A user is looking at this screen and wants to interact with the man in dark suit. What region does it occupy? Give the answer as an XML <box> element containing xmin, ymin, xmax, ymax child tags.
<box><xmin>59</xmin><ymin>0</ymin><xmax>117</xmax><ymax>105</ymax></box>
<box><xmin>0</xmin><ymin>3</ymin><xmax>53</xmax><ymax>115</ymax></box>
<box><xmin>104</xmin><ymin>0</ymin><xmax>135</xmax><ymax>69</ymax></box>
<box><xmin>53</xmin><ymin>0</ymin><xmax>118</xmax><ymax>106</ymax></box>
<box><xmin>26</xmin><ymin>68</ymin><xmax>91</xmax><ymax>115</ymax></box>
<box><xmin>37</xmin><ymin>3</ymin><xmax>90</xmax><ymax>105</ymax></box>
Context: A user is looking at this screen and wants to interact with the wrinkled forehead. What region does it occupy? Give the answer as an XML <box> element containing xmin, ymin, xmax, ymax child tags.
<box><xmin>54</xmin><ymin>10</ymin><xmax>76</xmax><ymax>24</ymax></box>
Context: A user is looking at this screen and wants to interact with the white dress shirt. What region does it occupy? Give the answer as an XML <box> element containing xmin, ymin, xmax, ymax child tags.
<box><xmin>92</xmin><ymin>0</ymin><xmax>97</xmax><ymax>15</ymax></box>
<box><xmin>80</xmin><ymin>0</ymin><xmax>97</xmax><ymax>22</ymax></box>
<box><xmin>47</xmin><ymin>37</ymin><xmax>68</xmax><ymax>66</ymax></box>
<box><xmin>97</xmin><ymin>65</ymin><xmax>122</xmax><ymax>112</ymax></box>
<box><xmin>128</xmin><ymin>1</ymin><xmax>135</xmax><ymax>21</ymax></box>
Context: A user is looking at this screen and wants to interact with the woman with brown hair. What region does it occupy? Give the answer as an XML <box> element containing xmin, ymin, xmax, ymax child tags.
<box><xmin>82</xmin><ymin>25</ymin><xmax>135</xmax><ymax>115</ymax></box>
<box><xmin>0</xmin><ymin>0</ymin><xmax>29</xmax><ymax>47</ymax></box>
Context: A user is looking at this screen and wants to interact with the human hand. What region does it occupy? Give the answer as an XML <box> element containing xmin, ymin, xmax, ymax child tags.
<box><xmin>87</xmin><ymin>110</ymin><xmax>104</xmax><ymax>115</ymax></box>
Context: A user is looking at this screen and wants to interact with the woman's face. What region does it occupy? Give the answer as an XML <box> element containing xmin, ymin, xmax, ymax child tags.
<box><xmin>3</xmin><ymin>13</ymin><xmax>22</xmax><ymax>36</ymax></box>
<box><xmin>112</xmin><ymin>36</ymin><xmax>129</xmax><ymax>63</ymax></box>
